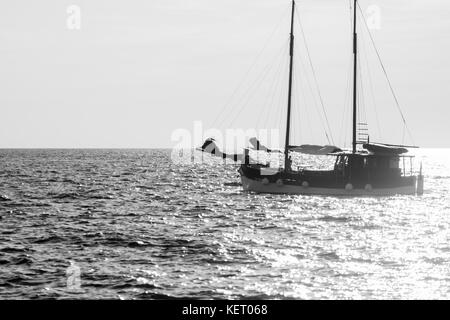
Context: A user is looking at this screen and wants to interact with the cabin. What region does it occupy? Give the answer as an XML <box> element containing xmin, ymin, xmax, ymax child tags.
<box><xmin>333</xmin><ymin>151</ymin><xmax>415</xmax><ymax>188</ymax></box>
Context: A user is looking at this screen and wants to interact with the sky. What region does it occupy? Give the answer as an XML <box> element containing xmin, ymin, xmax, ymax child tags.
<box><xmin>0</xmin><ymin>0</ymin><xmax>449</xmax><ymax>148</ymax></box>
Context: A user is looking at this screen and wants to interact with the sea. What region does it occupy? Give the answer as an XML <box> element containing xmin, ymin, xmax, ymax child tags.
<box><xmin>0</xmin><ymin>148</ymin><xmax>449</xmax><ymax>299</ymax></box>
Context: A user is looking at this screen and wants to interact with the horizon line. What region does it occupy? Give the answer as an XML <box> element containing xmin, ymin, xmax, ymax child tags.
<box><xmin>1</xmin><ymin>146</ymin><xmax>450</xmax><ymax>150</ymax></box>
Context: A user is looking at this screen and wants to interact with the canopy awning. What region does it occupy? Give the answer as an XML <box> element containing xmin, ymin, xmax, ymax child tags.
<box><xmin>362</xmin><ymin>143</ymin><xmax>408</xmax><ymax>155</ymax></box>
<box><xmin>289</xmin><ymin>144</ymin><xmax>342</xmax><ymax>155</ymax></box>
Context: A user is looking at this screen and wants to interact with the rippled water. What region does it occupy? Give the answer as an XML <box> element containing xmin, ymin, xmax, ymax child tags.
<box><xmin>0</xmin><ymin>148</ymin><xmax>449</xmax><ymax>299</ymax></box>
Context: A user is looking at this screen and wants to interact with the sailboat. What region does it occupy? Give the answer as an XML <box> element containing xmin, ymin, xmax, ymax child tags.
<box><xmin>202</xmin><ymin>0</ymin><xmax>424</xmax><ymax>196</ymax></box>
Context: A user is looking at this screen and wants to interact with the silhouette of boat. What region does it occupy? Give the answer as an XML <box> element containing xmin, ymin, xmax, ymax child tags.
<box><xmin>201</xmin><ymin>0</ymin><xmax>424</xmax><ymax>196</ymax></box>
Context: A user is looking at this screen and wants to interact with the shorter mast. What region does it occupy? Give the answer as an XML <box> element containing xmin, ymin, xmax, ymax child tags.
<box><xmin>284</xmin><ymin>0</ymin><xmax>295</xmax><ymax>171</ymax></box>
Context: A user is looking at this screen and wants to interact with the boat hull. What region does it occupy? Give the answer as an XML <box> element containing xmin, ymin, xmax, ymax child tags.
<box><xmin>240</xmin><ymin>175</ymin><xmax>416</xmax><ymax>196</ymax></box>
<box><xmin>239</xmin><ymin>163</ymin><xmax>418</xmax><ymax>196</ymax></box>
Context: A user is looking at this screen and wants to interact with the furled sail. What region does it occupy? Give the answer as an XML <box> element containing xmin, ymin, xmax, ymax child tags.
<box><xmin>197</xmin><ymin>138</ymin><xmax>245</xmax><ymax>162</ymax></box>
<box><xmin>249</xmin><ymin>137</ymin><xmax>282</xmax><ymax>153</ymax></box>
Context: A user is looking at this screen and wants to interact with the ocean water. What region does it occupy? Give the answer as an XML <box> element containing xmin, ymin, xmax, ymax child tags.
<box><xmin>0</xmin><ymin>148</ymin><xmax>449</xmax><ymax>299</ymax></box>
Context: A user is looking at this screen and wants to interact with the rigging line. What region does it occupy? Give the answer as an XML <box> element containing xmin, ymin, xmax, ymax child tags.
<box><xmin>358</xmin><ymin>51</ymin><xmax>367</xmax><ymax>127</ymax></box>
<box><xmin>293</xmin><ymin>69</ymin><xmax>301</xmax><ymax>143</ymax></box>
<box><xmin>271</xmin><ymin>48</ymin><xmax>290</xmax><ymax>136</ymax></box>
<box><xmin>293</xmin><ymin>42</ymin><xmax>330</xmax><ymax>144</ymax></box>
<box><xmin>291</xmin><ymin>76</ymin><xmax>297</xmax><ymax>146</ymax></box>
<box><xmin>295</xmin><ymin>6</ymin><xmax>335</xmax><ymax>145</ymax></box>
<box><xmin>265</xmin><ymin>63</ymin><xmax>285</xmax><ymax>135</ymax></box>
<box><xmin>356</xmin><ymin>1</ymin><xmax>415</xmax><ymax>145</ymax></box>
<box><xmin>291</xmin><ymin>52</ymin><xmax>298</xmax><ymax>143</ymax></box>
<box><xmin>265</xmin><ymin>63</ymin><xmax>286</xmax><ymax>150</ymax></box>
<box><xmin>292</xmin><ymin>70</ymin><xmax>301</xmax><ymax>144</ymax></box>
<box><xmin>258</xmin><ymin>40</ymin><xmax>290</xmax><ymax>131</ymax></box>
<box><xmin>256</xmin><ymin>66</ymin><xmax>281</xmax><ymax>132</ymax></box>
<box><xmin>357</xmin><ymin>53</ymin><xmax>367</xmax><ymax>141</ymax></box>
<box><xmin>345</xmin><ymin>56</ymin><xmax>353</xmax><ymax>146</ymax></box>
<box><xmin>281</xmin><ymin>54</ymin><xmax>290</xmax><ymax>131</ymax></box>
<box><xmin>210</xmin><ymin>6</ymin><xmax>291</xmax><ymax>129</ymax></box>
<box><xmin>359</xmin><ymin>26</ymin><xmax>382</xmax><ymax>141</ymax></box>
<box><xmin>222</xmin><ymin>42</ymin><xmax>286</xmax><ymax>129</ymax></box>
<box><xmin>356</xmin><ymin>56</ymin><xmax>360</xmax><ymax>137</ymax></box>
<box><xmin>293</xmin><ymin>52</ymin><xmax>310</xmax><ymax>143</ymax></box>
<box><xmin>296</xmin><ymin>66</ymin><xmax>313</xmax><ymax>144</ymax></box>
<box><xmin>295</xmin><ymin>6</ymin><xmax>330</xmax><ymax>142</ymax></box>
<box><xmin>226</xmin><ymin>42</ymin><xmax>287</xmax><ymax>129</ymax></box>
<box><xmin>402</xmin><ymin>125</ymin><xmax>406</xmax><ymax>144</ymax></box>
<box><xmin>255</xmin><ymin>49</ymin><xmax>283</xmax><ymax>130</ymax></box>
<box><xmin>291</xmin><ymin>64</ymin><xmax>297</xmax><ymax>143</ymax></box>
<box><xmin>339</xmin><ymin>51</ymin><xmax>353</xmax><ymax>146</ymax></box>
<box><xmin>277</xmin><ymin>56</ymin><xmax>290</xmax><ymax>150</ymax></box>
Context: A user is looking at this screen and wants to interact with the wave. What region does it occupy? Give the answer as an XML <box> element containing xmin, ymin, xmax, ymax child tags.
<box><xmin>32</xmin><ymin>235</ymin><xmax>65</xmax><ymax>244</ymax></box>
<box><xmin>317</xmin><ymin>215</ymin><xmax>352</xmax><ymax>223</ymax></box>
<box><xmin>0</xmin><ymin>195</ymin><xmax>11</xmax><ymax>202</ymax></box>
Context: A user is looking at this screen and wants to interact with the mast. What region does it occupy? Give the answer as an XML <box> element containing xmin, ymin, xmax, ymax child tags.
<box><xmin>284</xmin><ymin>0</ymin><xmax>295</xmax><ymax>171</ymax></box>
<box><xmin>352</xmin><ymin>0</ymin><xmax>358</xmax><ymax>153</ymax></box>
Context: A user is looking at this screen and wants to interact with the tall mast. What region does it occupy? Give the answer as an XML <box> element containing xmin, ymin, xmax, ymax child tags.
<box><xmin>352</xmin><ymin>0</ymin><xmax>358</xmax><ymax>153</ymax></box>
<box><xmin>284</xmin><ymin>0</ymin><xmax>295</xmax><ymax>171</ymax></box>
